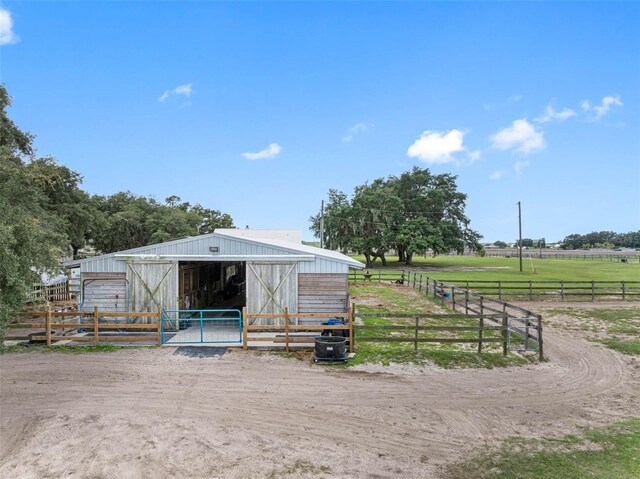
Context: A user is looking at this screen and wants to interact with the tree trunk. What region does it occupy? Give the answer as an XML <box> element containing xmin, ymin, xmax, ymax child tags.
<box><xmin>405</xmin><ymin>252</ymin><xmax>413</xmax><ymax>265</ymax></box>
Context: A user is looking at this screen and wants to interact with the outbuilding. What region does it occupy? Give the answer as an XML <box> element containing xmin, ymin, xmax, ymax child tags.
<box><xmin>67</xmin><ymin>229</ymin><xmax>364</xmax><ymax>318</ymax></box>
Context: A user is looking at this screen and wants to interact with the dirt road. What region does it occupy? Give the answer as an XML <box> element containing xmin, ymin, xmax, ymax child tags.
<box><xmin>1</xmin><ymin>325</ymin><xmax>638</xmax><ymax>478</ymax></box>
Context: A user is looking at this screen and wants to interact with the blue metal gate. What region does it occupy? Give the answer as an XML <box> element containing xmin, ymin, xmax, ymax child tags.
<box><xmin>161</xmin><ymin>309</ymin><xmax>242</xmax><ymax>345</ymax></box>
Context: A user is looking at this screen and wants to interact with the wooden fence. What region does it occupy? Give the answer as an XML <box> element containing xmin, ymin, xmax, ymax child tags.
<box><xmin>404</xmin><ymin>272</ymin><xmax>543</xmax><ymax>359</ymax></box>
<box><xmin>242</xmin><ymin>307</ymin><xmax>353</xmax><ymax>352</ymax></box>
<box><xmin>27</xmin><ymin>281</ymin><xmax>71</xmax><ymax>303</ymax></box>
<box><xmin>350</xmin><ymin>269</ymin><xmax>640</xmax><ymax>301</ymax></box>
<box><xmin>6</xmin><ymin>307</ymin><xmax>162</xmax><ymax>346</ymax></box>
<box><xmin>355</xmin><ymin>313</ymin><xmax>510</xmax><ymax>355</ymax></box>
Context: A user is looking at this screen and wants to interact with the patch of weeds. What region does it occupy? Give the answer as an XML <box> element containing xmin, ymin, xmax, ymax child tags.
<box><xmin>599</xmin><ymin>339</ymin><xmax>640</xmax><ymax>355</ymax></box>
<box><xmin>442</xmin><ymin>417</ymin><xmax>640</xmax><ymax>479</ymax></box>
<box><xmin>1</xmin><ymin>343</ymin><xmax>147</xmax><ymax>354</ymax></box>
<box><xmin>273</xmin><ymin>350</ymin><xmax>312</xmax><ymax>361</ymax></box>
<box><xmin>348</xmin><ymin>342</ymin><xmax>530</xmax><ymax>369</ymax></box>
<box><xmin>268</xmin><ymin>460</ymin><xmax>331</xmax><ymax>478</ymax></box>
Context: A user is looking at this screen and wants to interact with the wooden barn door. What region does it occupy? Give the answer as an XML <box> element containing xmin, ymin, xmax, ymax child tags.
<box><xmin>127</xmin><ymin>261</ymin><xmax>178</xmax><ymax>316</ymax></box>
<box><xmin>246</xmin><ymin>262</ymin><xmax>298</xmax><ymax>322</ymax></box>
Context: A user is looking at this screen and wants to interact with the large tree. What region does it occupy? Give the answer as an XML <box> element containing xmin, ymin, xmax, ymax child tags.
<box><xmin>311</xmin><ymin>167</ymin><xmax>482</xmax><ymax>267</ymax></box>
<box><xmin>0</xmin><ymin>85</ymin><xmax>67</xmax><ymax>341</ymax></box>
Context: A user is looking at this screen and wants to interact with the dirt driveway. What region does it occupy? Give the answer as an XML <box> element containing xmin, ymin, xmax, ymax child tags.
<box><xmin>1</xmin><ymin>307</ymin><xmax>639</xmax><ymax>478</ymax></box>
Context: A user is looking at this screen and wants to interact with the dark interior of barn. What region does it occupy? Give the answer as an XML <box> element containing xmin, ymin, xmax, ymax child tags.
<box><xmin>178</xmin><ymin>261</ymin><xmax>245</xmax><ymax>311</ymax></box>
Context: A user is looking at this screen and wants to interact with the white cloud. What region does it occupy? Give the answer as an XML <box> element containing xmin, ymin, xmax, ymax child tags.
<box><xmin>158</xmin><ymin>83</ymin><xmax>193</xmax><ymax>102</ymax></box>
<box><xmin>406</xmin><ymin>129</ymin><xmax>465</xmax><ymax>164</ymax></box>
<box><xmin>581</xmin><ymin>95</ymin><xmax>623</xmax><ymax>120</ymax></box>
<box><xmin>489</xmin><ymin>171</ymin><xmax>504</xmax><ymax>180</ymax></box>
<box><xmin>514</xmin><ymin>160</ymin><xmax>530</xmax><ymax>178</ymax></box>
<box><xmin>463</xmin><ymin>150</ymin><xmax>482</xmax><ymax>166</ymax></box>
<box><xmin>490</xmin><ymin>119</ymin><xmax>544</xmax><ymax>154</ymax></box>
<box><xmin>534</xmin><ymin>104</ymin><xmax>576</xmax><ymax>123</ymax></box>
<box><xmin>242</xmin><ymin>143</ymin><xmax>282</xmax><ymax>160</ymax></box>
<box><xmin>342</xmin><ymin>122</ymin><xmax>369</xmax><ymax>143</ymax></box>
<box><xmin>0</xmin><ymin>7</ymin><xmax>18</xmax><ymax>45</ymax></box>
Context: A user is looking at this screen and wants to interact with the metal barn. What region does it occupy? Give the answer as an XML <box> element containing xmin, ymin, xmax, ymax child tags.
<box><xmin>67</xmin><ymin>230</ymin><xmax>364</xmax><ymax>320</ymax></box>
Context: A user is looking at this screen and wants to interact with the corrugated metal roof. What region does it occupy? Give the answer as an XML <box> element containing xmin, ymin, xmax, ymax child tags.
<box><xmin>213</xmin><ymin>231</ymin><xmax>364</xmax><ymax>269</ymax></box>
<box><xmin>65</xmin><ymin>230</ymin><xmax>365</xmax><ymax>271</ymax></box>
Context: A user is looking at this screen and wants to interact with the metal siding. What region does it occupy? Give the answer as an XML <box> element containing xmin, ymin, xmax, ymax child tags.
<box><xmin>77</xmin><ymin>233</ymin><xmax>355</xmax><ymax>274</ymax></box>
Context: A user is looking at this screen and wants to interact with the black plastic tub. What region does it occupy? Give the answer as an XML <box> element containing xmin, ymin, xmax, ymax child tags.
<box><xmin>314</xmin><ymin>335</ymin><xmax>347</xmax><ymax>362</ymax></box>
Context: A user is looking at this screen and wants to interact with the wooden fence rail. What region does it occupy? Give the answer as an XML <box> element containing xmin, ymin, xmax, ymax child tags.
<box><xmin>355</xmin><ymin>313</ymin><xmax>510</xmax><ymax>355</ymax></box>
<box><xmin>6</xmin><ymin>307</ymin><xmax>162</xmax><ymax>346</ymax></box>
<box><xmin>401</xmin><ymin>271</ymin><xmax>543</xmax><ymax>359</ymax></box>
<box><xmin>349</xmin><ymin>269</ymin><xmax>639</xmax><ymax>302</ymax></box>
<box><xmin>242</xmin><ymin>307</ymin><xmax>354</xmax><ymax>353</ymax></box>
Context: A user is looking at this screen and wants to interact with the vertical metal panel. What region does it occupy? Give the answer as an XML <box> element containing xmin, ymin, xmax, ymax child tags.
<box><xmin>246</xmin><ymin>262</ymin><xmax>298</xmax><ymax>322</ymax></box>
<box><xmin>80</xmin><ymin>273</ymin><xmax>128</xmax><ymax>311</ymax></box>
<box><xmin>126</xmin><ymin>261</ymin><xmax>178</xmax><ymax>318</ymax></box>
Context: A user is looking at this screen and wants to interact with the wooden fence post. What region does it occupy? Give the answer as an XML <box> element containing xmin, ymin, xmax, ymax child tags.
<box><xmin>350</xmin><ymin>303</ymin><xmax>355</xmax><ymax>353</ymax></box>
<box><xmin>242</xmin><ymin>307</ymin><xmax>248</xmax><ymax>350</ymax></box>
<box><xmin>560</xmin><ymin>280</ymin><xmax>564</xmax><ymax>301</ymax></box>
<box><xmin>157</xmin><ymin>306</ymin><xmax>162</xmax><ymax>346</ymax></box>
<box><xmin>433</xmin><ymin>280</ymin><xmax>437</xmax><ymax>299</ymax></box>
<box><xmin>465</xmin><ymin>291</ymin><xmax>469</xmax><ymax>315</ymax></box>
<box><xmin>284</xmin><ymin>307</ymin><xmax>290</xmax><ymax>353</ymax></box>
<box><xmin>529</xmin><ymin>281</ymin><xmax>533</xmax><ymax>300</ymax></box>
<box><xmin>591</xmin><ymin>281</ymin><xmax>595</xmax><ymax>301</ymax></box>
<box><xmin>46</xmin><ymin>306</ymin><xmax>52</xmax><ymax>347</ymax></box>
<box><xmin>498</xmin><ymin>281</ymin><xmax>502</xmax><ymax>301</ymax></box>
<box><xmin>478</xmin><ymin>316</ymin><xmax>483</xmax><ymax>354</ymax></box>
<box><xmin>502</xmin><ymin>315</ymin><xmax>508</xmax><ymax>356</ymax></box>
<box><xmin>418</xmin><ymin>275</ymin><xmax>422</xmax><ymax>292</ymax></box>
<box><xmin>93</xmin><ymin>306</ymin><xmax>99</xmax><ymax>345</ymax></box>
<box><xmin>414</xmin><ymin>317</ymin><xmax>419</xmax><ymax>353</ymax></box>
<box><xmin>622</xmin><ymin>281</ymin><xmax>626</xmax><ymax>301</ymax></box>
<box><xmin>451</xmin><ymin>286</ymin><xmax>456</xmax><ymax>311</ymax></box>
<box><xmin>440</xmin><ymin>283</ymin><xmax>445</xmax><ymax>305</ymax></box>
<box><xmin>537</xmin><ymin>314</ymin><xmax>543</xmax><ymax>361</ymax></box>
<box><xmin>479</xmin><ymin>296</ymin><xmax>484</xmax><ymax>315</ymax></box>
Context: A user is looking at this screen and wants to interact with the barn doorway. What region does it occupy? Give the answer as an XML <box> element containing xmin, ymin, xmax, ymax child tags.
<box><xmin>178</xmin><ymin>261</ymin><xmax>246</xmax><ymax>311</ymax></box>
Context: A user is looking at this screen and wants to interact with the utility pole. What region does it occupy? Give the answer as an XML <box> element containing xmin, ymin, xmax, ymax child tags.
<box><xmin>517</xmin><ymin>201</ymin><xmax>523</xmax><ymax>272</ymax></box>
<box><xmin>320</xmin><ymin>200</ymin><xmax>325</xmax><ymax>249</ymax></box>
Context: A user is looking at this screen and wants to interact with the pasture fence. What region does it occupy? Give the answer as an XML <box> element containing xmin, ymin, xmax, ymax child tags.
<box><xmin>6</xmin><ymin>307</ymin><xmax>162</xmax><ymax>346</ymax></box>
<box><xmin>349</xmin><ymin>269</ymin><xmax>640</xmax><ymax>301</ymax></box>
<box><xmin>354</xmin><ymin>312</ymin><xmax>510</xmax><ymax>356</ymax></box>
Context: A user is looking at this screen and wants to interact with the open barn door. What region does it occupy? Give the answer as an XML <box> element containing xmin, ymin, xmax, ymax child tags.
<box><xmin>246</xmin><ymin>262</ymin><xmax>297</xmax><ymax>322</ymax></box>
<box><xmin>127</xmin><ymin>261</ymin><xmax>178</xmax><ymax>316</ymax></box>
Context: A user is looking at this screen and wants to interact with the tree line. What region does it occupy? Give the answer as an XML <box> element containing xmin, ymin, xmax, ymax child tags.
<box><xmin>310</xmin><ymin>167</ymin><xmax>482</xmax><ymax>268</ymax></box>
<box><xmin>560</xmin><ymin>231</ymin><xmax>640</xmax><ymax>250</ymax></box>
<box><xmin>0</xmin><ymin>85</ymin><xmax>233</xmax><ymax>336</ymax></box>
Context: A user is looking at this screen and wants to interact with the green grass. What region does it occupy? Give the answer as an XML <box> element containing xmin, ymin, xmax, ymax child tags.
<box><xmin>443</xmin><ymin>417</ymin><xmax>640</xmax><ymax>479</ymax></box>
<box><xmin>545</xmin><ymin>307</ymin><xmax>640</xmax><ymax>355</ymax></box>
<box><xmin>0</xmin><ymin>343</ymin><xmax>147</xmax><ymax>354</ymax></box>
<box><xmin>350</xmin><ymin>254</ymin><xmax>640</xmax><ymax>283</ymax></box>
<box><xmin>348</xmin><ymin>283</ymin><xmax>534</xmax><ymax>369</ymax></box>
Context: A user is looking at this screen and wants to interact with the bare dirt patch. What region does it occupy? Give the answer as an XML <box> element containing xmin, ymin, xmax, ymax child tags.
<box><xmin>2</xmin><ymin>302</ymin><xmax>639</xmax><ymax>479</ymax></box>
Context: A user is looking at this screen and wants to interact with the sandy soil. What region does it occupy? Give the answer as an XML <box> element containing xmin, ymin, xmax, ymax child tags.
<box><xmin>1</xmin><ymin>306</ymin><xmax>639</xmax><ymax>478</ymax></box>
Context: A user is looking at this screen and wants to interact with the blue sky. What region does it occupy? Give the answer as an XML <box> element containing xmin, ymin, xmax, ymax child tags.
<box><xmin>1</xmin><ymin>2</ymin><xmax>639</xmax><ymax>243</ymax></box>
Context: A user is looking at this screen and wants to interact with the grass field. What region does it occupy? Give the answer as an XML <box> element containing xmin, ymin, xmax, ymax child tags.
<box><xmin>443</xmin><ymin>418</ymin><xmax>640</xmax><ymax>479</ymax></box>
<box><xmin>350</xmin><ymin>254</ymin><xmax>639</xmax><ymax>283</ymax></box>
<box><xmin>349</xmin><ymin>283</ymin><xmax>530</xmax><ymax>369</ymax></box>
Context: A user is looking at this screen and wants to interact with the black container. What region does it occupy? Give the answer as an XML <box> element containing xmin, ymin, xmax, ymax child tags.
<box><xmin>314</xmin><ymin>335</ymin><xmax>347</xmax><ymax>359</ymax></box>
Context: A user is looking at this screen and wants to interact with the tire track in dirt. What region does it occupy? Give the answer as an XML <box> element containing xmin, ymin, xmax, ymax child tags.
<box><xmin>1</xmin><ymin>330</ymin><xmax>637</xmax><ymax>478</ymax></box>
